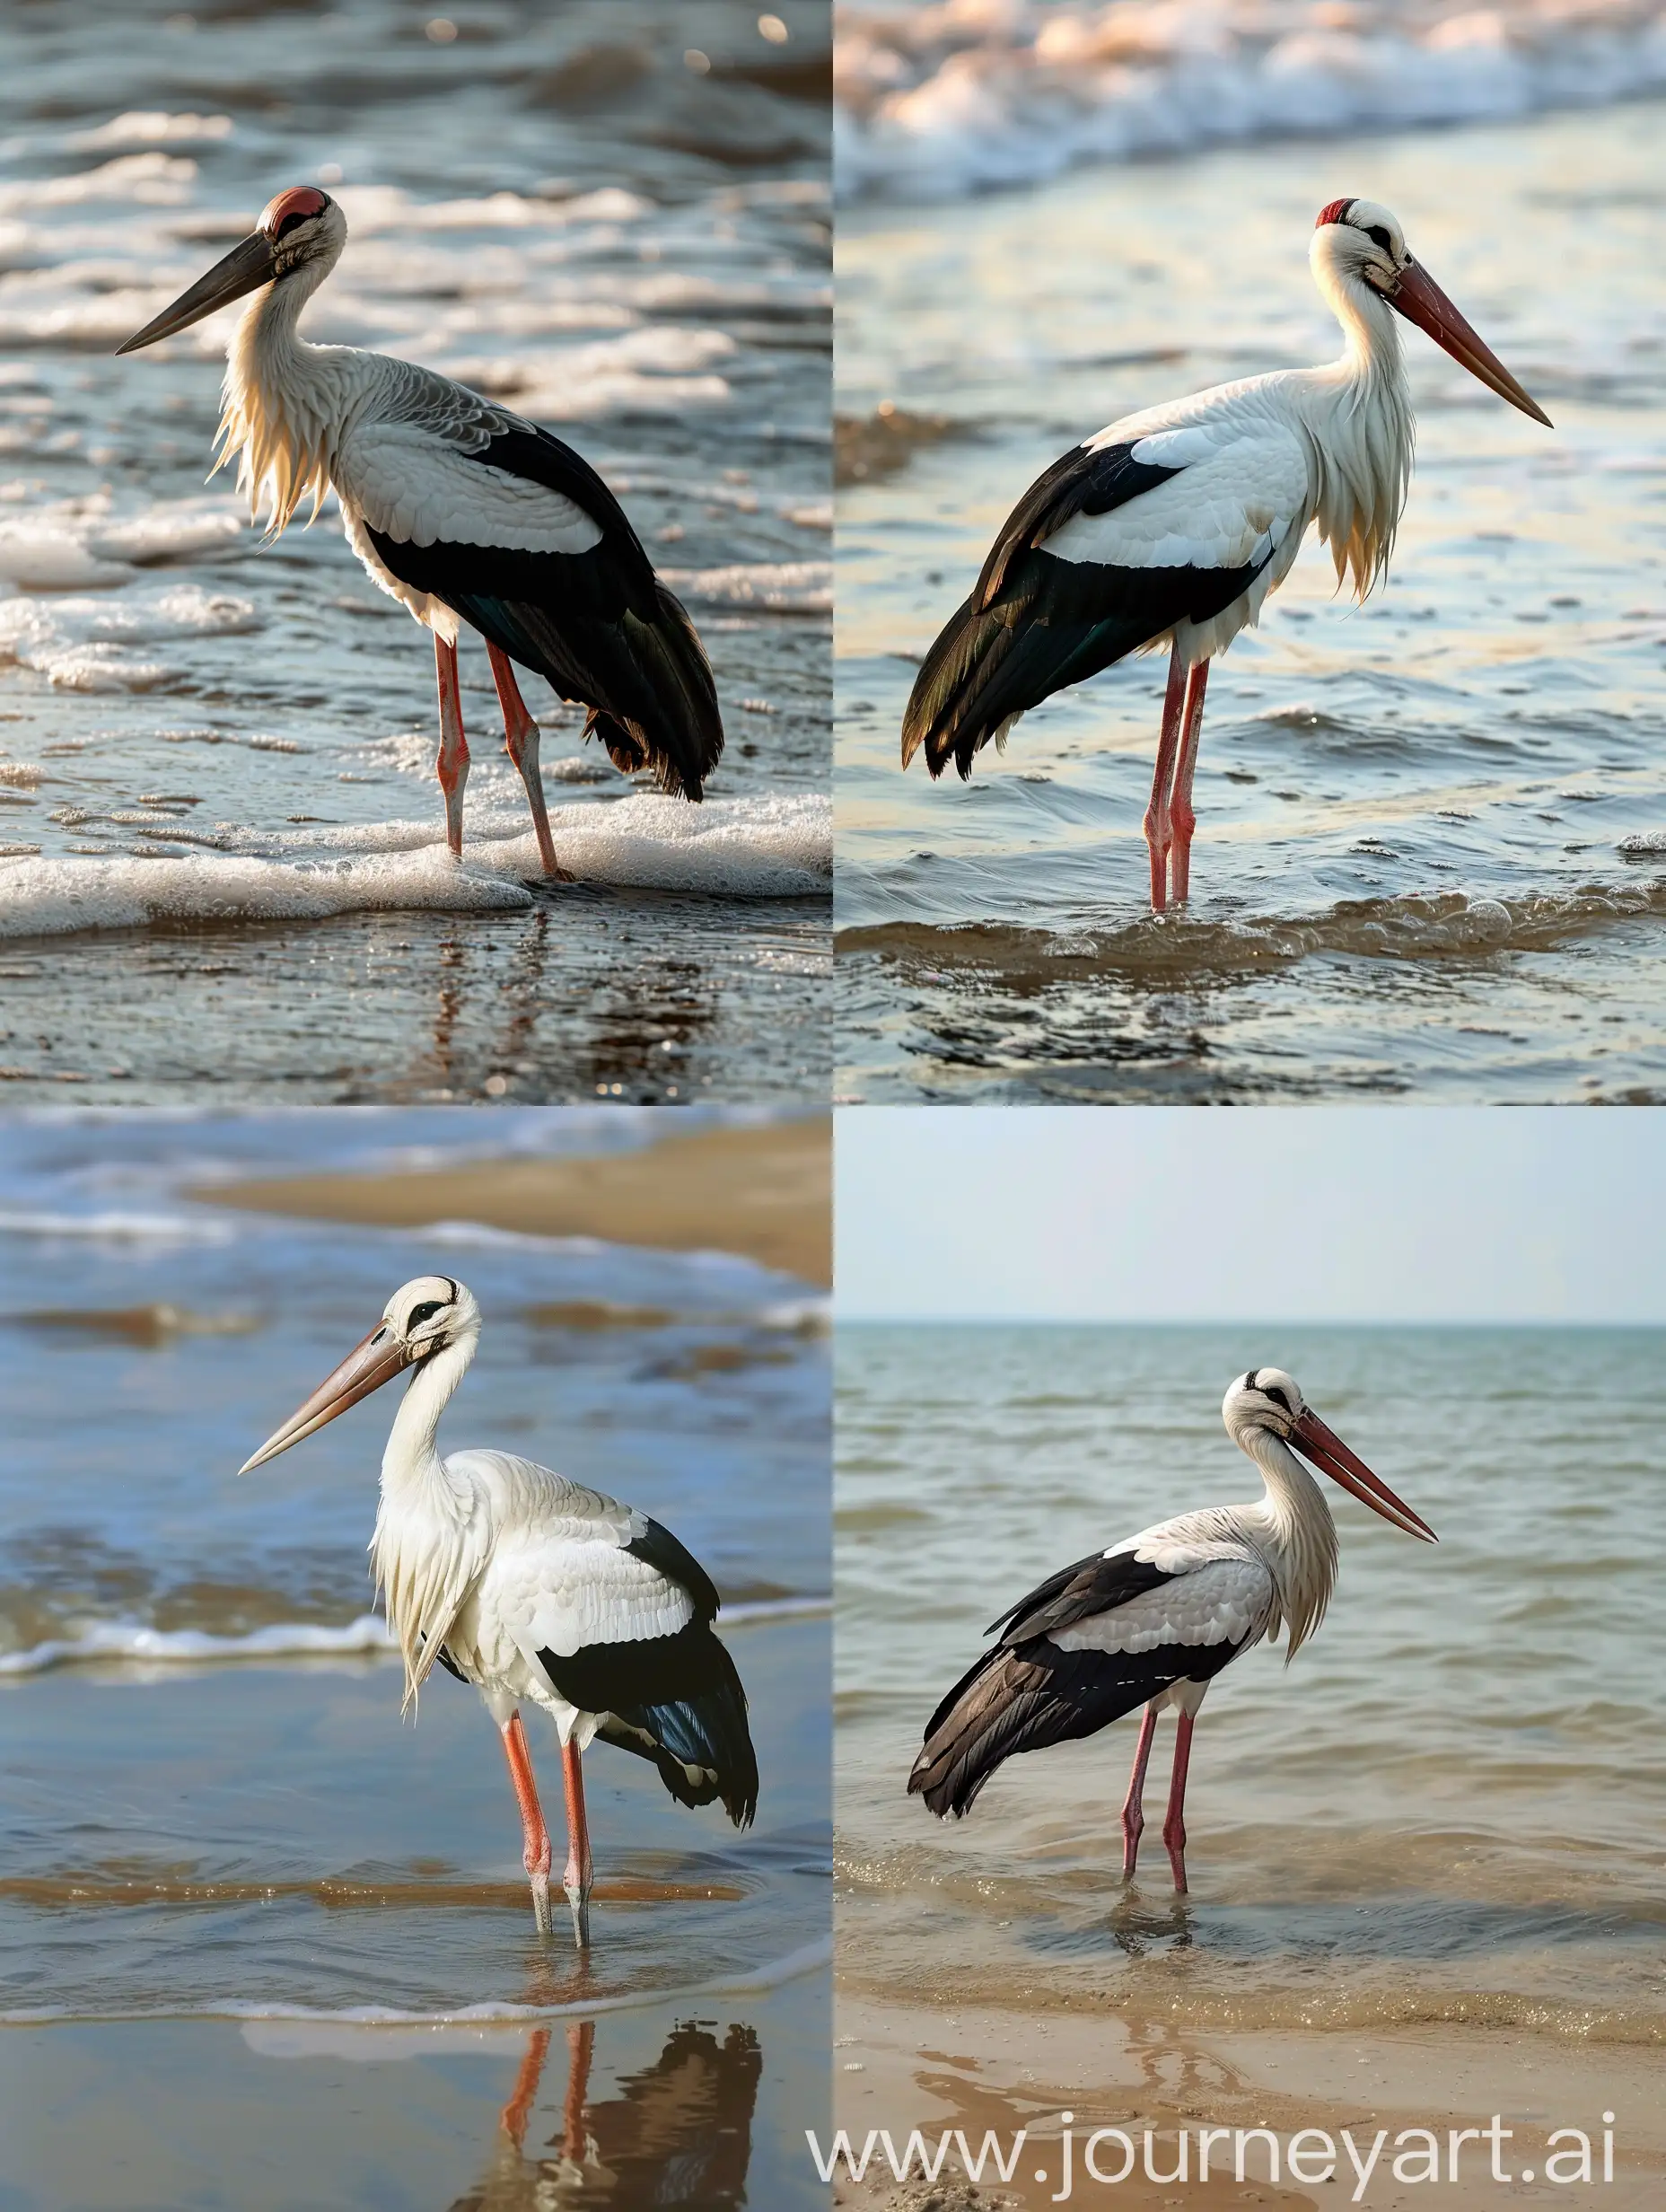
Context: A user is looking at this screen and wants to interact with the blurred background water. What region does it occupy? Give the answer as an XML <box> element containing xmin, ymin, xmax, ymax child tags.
<box><xmin>837</xmin><ymin>1322</ymin><xmax>1666</xmax><ymax>2040</ymax></box>
<box><xmin>0</xmin><ymin>1</ymin><xmax>832</xmax><ymax>1104</ymax></box>
<box><xmin>0</xmin><ymin>1106</ymin><xmax>831</xmax><ymax>2204</ymax></box>
<box><xmin>835</xmin><ymin>92</ymin><xmax>1666</xmax><ymax>1101</ymax></box>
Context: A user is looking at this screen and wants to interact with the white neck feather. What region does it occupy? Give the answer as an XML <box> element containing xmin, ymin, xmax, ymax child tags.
<box><xmin>1296</xmin><ymin>254</ymin><xmax>1415</xmax><ymax>601</ymax></box>
<box><xmin>216</xmin><ymin>260</ymin><xmax>342</xmax><ymax>537</ymax></box>
<box><xmin>373</xmin><ymin>1328</ymin><xmax>479</xmax><ymax>1710</ymax></box>
<box><xmin>1238</xmin><ymin>1426</ymin><xmax>1340</xmax><ymax>1659</ymax></box>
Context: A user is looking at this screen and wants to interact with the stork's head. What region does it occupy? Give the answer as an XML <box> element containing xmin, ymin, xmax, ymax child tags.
<box><xmin>1223</xmin><ymin>1367</ymin><xmax>1436</xmax><ymax>1541</ymax></box>
<box><xmin>238</xmin><ymin>1275</ymin><xmax>480</xmax><ymax>1474</ymax></box>
<box><xmin>117</xmin><ymin>183</ymin><xmax>347</xmax><ymax>356</ymax></box>
<box><xmin>1311</xmin><ymin>197</ymin><xmax>1550</xmax><ymax>428</ymax></box>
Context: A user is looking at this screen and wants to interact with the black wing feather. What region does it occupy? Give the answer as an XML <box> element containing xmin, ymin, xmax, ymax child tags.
<box><xmin>539</xmin><ymin>1618</ymin><xmax>758</xmax><ymax>1830</ymax></box>
<box><xmin>901</xmin><ymin>440</ymin><xmax>1270</xmax><ymax>780</ymax></box>
<box><xmin>910</xmin><ymin>1548</ymin><xmax>1246</xmax><ymax>1821</ymax></box>
<box><xmin>367</xmin><ymin>422</ymin><xmax>723</xmax><ymax>800</ymax></box>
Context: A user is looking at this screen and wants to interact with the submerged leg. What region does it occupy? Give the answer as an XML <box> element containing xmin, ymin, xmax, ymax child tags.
<box><xmin>434</xmin><ymin>631</ymin><xmax>470</xmax><ymax>859</ymax></box>
<box><xmin>561</xmin><ymin>1736</ymin><xmax>594</xmax><ymax>1950</ymax></box>
<box><xmin>487</xmin><ymin>642</ymin><xmax>566</xmax><ymax>881</ymax></box>
<box><xmin>1167</xmin><ymin>659</ymin><xmax>1211</xmax><ymax>906</ymax></box>
<box><xmin>1120</xmin><ymin>1705</ymin><xmax>1160</xmax><ymax>1881</ymax></box>
<box><xmin>1162</xmin><ymin>1711</ymin><xmax>1196</xmax><ymax>1894</ymax></box>
<box><xmin>1142</xmin><ymin>641</ymin><xmax>1188</xmax><ymax>911</ymax></box>
<box><xmin>499</xmin><ymin>1711</ymin><xmax>553</xmax><ymax>1935</ymax></box>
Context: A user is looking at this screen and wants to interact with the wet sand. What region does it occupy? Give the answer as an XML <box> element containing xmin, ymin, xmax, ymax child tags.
<box><xmin>834</xmin><ymin>1992</ymin><xmax>1666</xmax><ymax>2210</ymax></box>
<box><xmin>198</xmin><ymin>1113</ymin><xmax>832</xmax><ymax>1286</ymax></box>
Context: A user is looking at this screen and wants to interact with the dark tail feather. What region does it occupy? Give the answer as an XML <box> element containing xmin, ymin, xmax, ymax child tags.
<box><xmin>585</xmin><ymin>707</ymin><xmax>647</xmax><ymax>777</ymax></box>
<box><xmin>447</xmin><ymin>582</ymin><xmax>724</xmax><ymax>801</ymax></box>
<box><xmin>609</xmin><ymin>582</ymin><xmax>724</xmax><ymax>801</ymax></box>
<box><xmin>901</xmin><ymin>583</ymin><xmax>1142</xmax><ymax>784</ymax></box>
<box><xmin>908</xmin><ymin>1643</ymin><xmax>1153</xmax><ymax>1820</ymax></box>
<box><xmin>610</xmin><ymin>1632</ymin><xmax>758</xmax><ymax>1830</ymax></box>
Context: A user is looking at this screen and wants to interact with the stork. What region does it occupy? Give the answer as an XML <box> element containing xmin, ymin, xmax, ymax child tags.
<box><xmin>239</xmin><ymin>1275</ymin><xmax>758</xmax><ymax>1945</ymax></box>
<box><xmin>908</xmin><ymin>1368</ymin><xmax>1435</xmax><ymax>1892</ymax></box>
<box><xmin>118</xmin><ymin>187</ymin><xmax>723</xmax><ymax>877</ymax></box>
<box><xmin>901</xmin><ymin>198</ymin><xmax>1552</xmax><ymax>910</ymax></box>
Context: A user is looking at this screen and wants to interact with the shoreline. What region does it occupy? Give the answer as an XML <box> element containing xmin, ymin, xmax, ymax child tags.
<box><xmin>832</xmin><ymin>1991</ymin><xmax>1666</xmax><ymax>2208</ymax></box>
<box><xmin>193</xmin><ymin>1114</ymin><xmax>831</xmax><ymax>1288</ymax></box>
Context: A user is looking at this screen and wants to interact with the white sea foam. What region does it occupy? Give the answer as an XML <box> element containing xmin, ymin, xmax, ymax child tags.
<box><xmin>66</xmin><ymin>112</ymin><xmax>235</xmax><ymax>152</ymax></box>
<box><xmin>452</xmin><ymin>791</ymin><xmax>831</xmax><ymax>898</ymax></box>
<box><xmin>659</xmin><ymin>561</ymin><xmax>832</xmax><ymax>615</ymax></box>
<box><xmin>0</xmin><ymin>1613</ymin><xmax>395</xmax><ymax>1679</ymax></box>
<box><xmin>0</xmin><ymin>845</ymin><xmax>535</xmax><ymax>940</ymax></box>
<box><xmin>0</xmin><ymin>584</ymin><xmax>261</xmax><ymax>689</ymax></box>
<box><xmin>197</xmin><ymin>1939</ymin><xmax>832</xmax><ymax>2044</ymax></box>
<box><xmin>0</xmin><ymin>790</ymin><xmax>829</xmax><ymax>939</ymax></box>
<box><xmin>0</xmin><ymin>1207</ymin><xmax>237</xmax><ymax>1246</ymax></box>
<box><xmin>0</xmin><ymin>497</ymin><xmax>247</xmax><ymax>589</ymax></box>
<box><xmin>0</xmin><ymin>1595</ymin><xmax>824</xmax><ymax>1679</ymax></box>
<box><xmin>836</xmin><ymin>0</ymin><xmax>1666</xmax><ymax>200</ymax></box>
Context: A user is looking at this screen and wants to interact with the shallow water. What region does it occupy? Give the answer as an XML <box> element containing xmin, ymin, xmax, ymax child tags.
<box><xmin>836</xmin><ymin>1324</ymin><xmax>1666</xmax><ymax>2041</ymax></box>
<box><xmin>0</xmin><ymin>1109</ymin><xmax>829</xmax><ymax>2042</ymax></box>
<box><xmin>3</xmin><ymin>1982</ymin><xmax>827</xmax><ymax>2211</ymax></box>
<box><xmin>0</xmin><ymin>2</ymin><xmax>832</xmax><ymax>1102</ymax></box>
<box><xmin>834</xmin><ymin>102</ymin><xmax>1666</xmax><ymax>1102</ymax></box>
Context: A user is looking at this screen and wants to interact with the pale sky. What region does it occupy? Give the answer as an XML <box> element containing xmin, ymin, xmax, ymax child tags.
<box><xmin>837</xmin><ymin>1109</ymin><xmax>1666</xmax><ymax>1323</ymax></box>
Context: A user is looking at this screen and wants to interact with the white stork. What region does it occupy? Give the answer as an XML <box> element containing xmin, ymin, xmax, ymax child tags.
<box><xmin>908</xmin><ymin>1368</ymin><xmax>1435</xmax><ymax>1892</ymax></box>
<box><xmin>901</xmin><ymin>198</ymin><xmax>1552</xmax><ymax>910</ymax></box>
<box><xmin>118</xmin><ymin>187</ymin><xmax>723</xmax><ymax>877</ymax></box>
<box><xmin>239</xmin><ymin>1274</ymin><xmax>758</xmax><ymax>1945</ymax></box>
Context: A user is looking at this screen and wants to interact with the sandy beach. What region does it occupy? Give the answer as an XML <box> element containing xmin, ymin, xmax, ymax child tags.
<box><xmin>833</xmin><ymin>1992</ymin><xmax>1666</xmax><ymax>2210</ymax></box>
<box><xmin>201</xmin><ymin>1114</ymin><xmax>832</xmax><ymax>1288</ymax></box>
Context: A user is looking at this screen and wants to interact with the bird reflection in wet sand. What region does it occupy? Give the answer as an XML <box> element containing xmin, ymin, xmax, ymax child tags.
<box><xmin>448</xmin><ymin>2016</ymin><xmax>762</xmax><ymax>2209</ymax></box>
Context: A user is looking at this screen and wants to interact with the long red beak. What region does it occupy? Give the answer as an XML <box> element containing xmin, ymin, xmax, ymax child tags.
<box><xmin>238</xmin><ymin>1321</ymin><xmax>412</xmax><ymax>1473</ymax></box>
<box><xmin>1292</xmin><ymin>1406</ymin><xmax>1437</xmax><ymax>1543</ymax></box>
<box><xmin>1385</xmin><ymin>259</ymin><xmax>1551</xmax><ymax>427</ymax></box>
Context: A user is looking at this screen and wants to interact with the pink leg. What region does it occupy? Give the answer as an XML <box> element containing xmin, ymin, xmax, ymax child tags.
<box><xmin>1120</xmin><ymin>1705</ymin><xmax>1159</xmax><ymax>1880</ymax></box>
<box><xmin>487</xmin><ymin>642</ymin><xmax>567</xmax><ymax>882</ymax></box>
<box><xmin>434</xmin><ymin>632</ymin><xmax>470</xmax><ymax>858</ymax></box>
<box><xmin>1142</xmin><ymin>642</ymin><xmax>1188</xmax><ymax>911</ymax></box>
<box><xmin>1167</xmin><ymin>659</ymin><xmax>1210</xmax><ymax>906</ymax></box>
<box><xmin>499</xmin><ymin>1712</ymin><xmax>553</xmax><ymax>1935</ymax></box>
<box><xmin>1162</xmin><ymin>1711</ymin><xmax>1196</xmax><ymax>1894</ymax></box>
<box><xmin>562</xmin><ymin>2019</ymin><xmax>594</xmax><ymax>2163</ymax></box>
<box><xmin>561</xmin><ymin>1736</ymin><xmax>593</xmax><ymax>1950</ymax></box>
<box><xmin>499</xmin><ymin>2025</ymin><xmax>550</xmax><ymax>2149</ymax></box>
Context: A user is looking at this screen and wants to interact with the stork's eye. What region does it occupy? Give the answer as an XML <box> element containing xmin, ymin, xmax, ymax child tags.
<box><xmin>1263</xmin><ymin>1383</ymin><xmax>1293</xmax><ymax>1413</ymax></box>
<box><xmin>1364</xmin><ymin>224</ymin><xmax>1392</xmax><ymax>252</ymax></box>
<box><xmin>407</xmin><ymin>1299</ymin><xmax>446</xmax><ymax>1329</ymax></box>
<box><xmin>273</xmin><ymin>211</ymin><xmax>311</xmax><ymax>241</ymax></box>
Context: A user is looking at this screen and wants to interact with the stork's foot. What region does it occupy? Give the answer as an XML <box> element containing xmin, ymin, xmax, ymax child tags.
<box><xmin>566</xmin><ymin>1881</ymin><xmax>591</xmax><ymax>1952</ymax></box>
<box><xmin>528</xmin><ymin>1866</ymin><xmax>552</xmax><ymax>1936</ymax></box>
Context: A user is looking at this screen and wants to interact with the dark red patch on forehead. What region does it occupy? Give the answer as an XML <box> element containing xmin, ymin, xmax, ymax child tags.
<box><xmin>1316</xmin><ymin>197</ymin><xmax>1356</xmax><ymax>229</ymax></box>
<box><xmin>259</xmin><ymin>185</ymin><xmax>329</xmax><ymax>235</ymax></box>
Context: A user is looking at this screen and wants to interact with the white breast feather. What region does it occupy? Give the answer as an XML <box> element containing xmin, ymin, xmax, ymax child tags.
<box><xmin>333</xmin><ymin>423</ymin><xmax>604</xmax><ymax>555</ymax></box>
<box><xmin>1049</xmin><ymin>1554</ymin><xmax>1272</xmax><ymax>1657</ymax></box>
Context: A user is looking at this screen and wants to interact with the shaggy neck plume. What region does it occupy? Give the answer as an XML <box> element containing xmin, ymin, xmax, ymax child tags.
<box><xmin>216</xmin><ymin>260</ymin><xmax>340</xmax><ymax>537</ymax></box>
